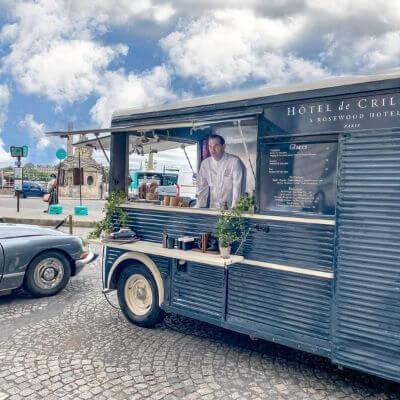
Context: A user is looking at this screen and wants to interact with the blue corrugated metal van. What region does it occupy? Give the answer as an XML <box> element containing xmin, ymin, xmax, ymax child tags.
<box><xmin>48</xmin><ymin>72</ymin><xmax>400</xmax><ymax>383</ymax></box>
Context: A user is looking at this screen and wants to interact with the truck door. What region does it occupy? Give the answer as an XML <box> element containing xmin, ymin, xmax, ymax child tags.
<box><xmin>333</xmin><ymin>129</ymin><xmax>400</xmax><ymax>382</ymax></box>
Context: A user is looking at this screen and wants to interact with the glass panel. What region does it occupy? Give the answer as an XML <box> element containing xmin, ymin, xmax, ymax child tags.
<box><xmin>212</xmin><ymin>119</ymin><xmax>257</xmax><ymax>195</ymax></box>
<box><xmin>258</xmin><ymin>137</ymin><xmax>338</xmax><ymax>216</ymax></box>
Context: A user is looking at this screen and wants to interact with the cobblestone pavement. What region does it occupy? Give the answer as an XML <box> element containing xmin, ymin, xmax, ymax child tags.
<box><xmin>0</xmin><ymin>245</ymin><xmax>399</xmax><ymax>400</ymax></box>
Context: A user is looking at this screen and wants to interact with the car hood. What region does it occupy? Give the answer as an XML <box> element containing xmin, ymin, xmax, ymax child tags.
<box><xmin>0</xmin><ymin>224</ymin><xmax>67</xmax><ymax>239</ymax></box>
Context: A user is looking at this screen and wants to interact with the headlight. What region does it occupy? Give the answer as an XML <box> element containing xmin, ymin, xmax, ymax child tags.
<box><xmin>79</xmin><ymin>251</ymin><xmax>89</xmax><ymax>260</ymax></box>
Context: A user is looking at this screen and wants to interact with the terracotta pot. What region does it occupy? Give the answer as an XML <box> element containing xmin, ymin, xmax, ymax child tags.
<box><xmin>146</xmin><ymin>192</ymin><xmax>157</xmax><ymax>200</ymax></box>
<box><xmin>163</xmin><ymin>196</ymin><xmax>171</xmax><ymax>206</ymax></box>
<box><xmin>219</xmin><ymin>245</ymin><xmax>231</xmax><ymax>259</ymax></box>
<box><xmin>169</xmin><ymin>196</ymin><xmax>180</xmax><ymax>207</ymax></box>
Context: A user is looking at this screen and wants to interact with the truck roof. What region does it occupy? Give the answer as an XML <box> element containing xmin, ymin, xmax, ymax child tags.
<box><xmin>112</xmin><ymin>71</ymin><xmax>400</xmax><ymax>120</ymax></box>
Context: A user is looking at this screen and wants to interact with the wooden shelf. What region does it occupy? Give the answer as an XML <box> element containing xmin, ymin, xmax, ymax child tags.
<box><xmin>89</xmin><ymin>239</ymin><xmax>243</xmax><ymax>267</ymax></box>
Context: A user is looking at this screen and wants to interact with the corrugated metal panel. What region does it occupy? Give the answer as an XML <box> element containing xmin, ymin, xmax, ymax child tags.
<box><xmin>123</xmin><ymin>208</ymin><xmax>335</xmax><ymax>272</ymax></box>
<box><xmin>171</xmin><ymin>262</ymin><xmax>225</xmax><ymax>320</ymax></box>
<box><xmin>242</xmin><ymin>220</ymin><xmax>335</xmax><ymax>272</ymax></box>
<box><xmin>104</xmin><ymin>247</ymin><xmax>125</xmax><ymax>278</ymax></box>
<box><xmin>123</xmin><ymin>208</ymin><xmax>213</xmax><ymax>243</ymax></box>
<box><xmin>150</xmin><ymin>255</ymin><xmax>171</xmax><ymax>304</ymax></box>
<box><xmin>333</xmin><ymin>130</ymin><xmax>400</xmax><ymax>382</ymax></box>
<box><xmin>227</xmin><ymin>264</ymin><xmax>331</xmax><ymax>343</ymax></box>
<box><xmin>151</xmin><ymin>255</ymin><xmax>170</xmax><ymax>277</ymax></box>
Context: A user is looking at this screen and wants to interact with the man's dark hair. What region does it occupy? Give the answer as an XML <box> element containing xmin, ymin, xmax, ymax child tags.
<box><xmin>208</xmin><ymin>134</ymin><xmax>225</xmax><ymax>145</ymax></box>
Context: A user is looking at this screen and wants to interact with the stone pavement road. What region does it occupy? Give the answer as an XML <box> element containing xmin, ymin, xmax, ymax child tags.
<box><xmin>0</xmin><ymin>244</ymin><xmax>399</xmax><ymax>400</ymax></box>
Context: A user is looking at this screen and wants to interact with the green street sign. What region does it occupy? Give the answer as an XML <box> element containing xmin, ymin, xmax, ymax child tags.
<box><xmin>10</xmin><ymin>146</ymin><xmax>28</xmax><ymax>158</ymax></box>
<box><xmin>56</xmin><ymin>148</ymin><xmax>67</xmax><ymax>160</ymax></box>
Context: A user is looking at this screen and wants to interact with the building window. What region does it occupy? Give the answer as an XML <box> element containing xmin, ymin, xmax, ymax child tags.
<box><xmin>73</xmin><ymin>168</ymin><xmax>83</xmax><ymax>185</ymax></box>
<box><xmin>87</xmin><ymin>176</ymin><xmax>94</xmax><ymax>186</ymax></box>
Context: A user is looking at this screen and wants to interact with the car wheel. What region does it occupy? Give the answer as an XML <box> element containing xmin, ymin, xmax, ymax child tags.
<box><xmin>24</xmin><ymin>251</ymin><xmax>71</xmax><ymax>298</ymax></box>
<box><xmin>117</xmin><ymin>264</ymin><xmax>165</xmax><ymax>328</ymax></box>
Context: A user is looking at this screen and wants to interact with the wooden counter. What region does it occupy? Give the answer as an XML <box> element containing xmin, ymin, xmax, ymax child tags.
<box><xmin>89</xmin><ymin>239</ymin><xmax>243</xmax><ymax>267</ymax></box>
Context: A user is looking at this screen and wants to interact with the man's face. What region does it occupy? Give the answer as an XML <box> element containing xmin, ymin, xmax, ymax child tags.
<box><xmin>208</xmin><ymin>138</ymin><xmax>225</xmax><ymax>161</ymax></box>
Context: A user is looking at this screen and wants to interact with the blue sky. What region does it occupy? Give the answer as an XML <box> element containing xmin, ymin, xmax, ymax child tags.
<box><xmin>1</xmin><ymin>0</ymin><xmax>400</xmax><ymax>169</ymax></box>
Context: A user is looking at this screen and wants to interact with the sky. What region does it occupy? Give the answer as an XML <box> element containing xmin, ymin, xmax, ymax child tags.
<box><xmin>1</xmin><ymin>0</ymin><xmax>400</xmax><ymax>170</ymax></box>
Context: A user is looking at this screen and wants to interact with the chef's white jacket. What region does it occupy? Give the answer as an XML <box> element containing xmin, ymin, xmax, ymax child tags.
<box><xmin>197</xmin><ymin>152</ymin><xmax>244</xmax><ymax>209</ymax></box>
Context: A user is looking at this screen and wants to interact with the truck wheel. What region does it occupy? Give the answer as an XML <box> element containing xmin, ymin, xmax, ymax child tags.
<box><xmin>24</xmin><ymin>251</ymin><xmax>71</xmax><ymax>298</ymax></box>
<box><xmin>117</xmin><ymin>264</ymin><xmax>164</xmax><ymax>328</ymax></box>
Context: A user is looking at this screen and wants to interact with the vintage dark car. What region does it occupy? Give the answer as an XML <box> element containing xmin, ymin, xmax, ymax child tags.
<box><xmin>0</xmin><ymin>224</ymin><xmax>97</xmax><ymax>297</ymax></box>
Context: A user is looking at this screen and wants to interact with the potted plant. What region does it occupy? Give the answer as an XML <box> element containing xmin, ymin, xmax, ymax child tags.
<box><xmin>215</xmin><ymin>207</ymin><xmax>245</xmax><ymax>258</ymax></box>
<box><xmin>235</xmin><ymin>194</ymin><xmax>255</xmax><ymax>213</ymax></box>
<box><xmin>88</xmin><ymin>191</ymin><xmax>128</xmax><ymax>239</ymax></box>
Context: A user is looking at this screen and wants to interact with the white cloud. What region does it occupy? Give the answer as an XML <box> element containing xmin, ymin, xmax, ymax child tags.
<box><xmin>19</xmin><ymin>114</ymin><xmax>52</xmax><ymax>149</ymax></box>
<box><xmin>0</xmin><ymin>84</ymin><xmax>10</xmax><ymax>132</ymax></box>
<box><xmin>160</xmin><ymin>9</ymin><xmax>330</xmax><ymax>89</ymax></box>
<box><xmin>0</xmin><ymin>0</ymin><xmax>170</xmax><ymax>105</ymax></box>
<box><xmin>90</xmin><ymin>65</ymin><xmax>176</xmax><ymax>127</ymax></box>
<box><xmin>319</xmin><ymin>28</ymin><xmax>400</xmax><ymax>75</ymax></box>
<box><xmin>0</xmin><ymin>138</ymin><xmax>13</xmax><ymax>167</ymax></box>
<box><xmin>160</xmin><ymin>2</ymin><xmax>400</xmax><ymax>89</ymax></box>
<box><xmin>0</xmin><ymin>85</ymin><xmax>12</xmax><ymax>167</ymax></box>
<box><xmin>13</xmin><ymin>40</ymin><xmax>127</xmax><ymax>103</ymax></box>
<box><xmin>93</xmin><ymin>149</ymin><xmax>110</xmax><ymax>166</ymax></box>
<box><xmin>3</xmin><ymin>0</ymin><xmax>400</xmax><ymax>135</ymax></box>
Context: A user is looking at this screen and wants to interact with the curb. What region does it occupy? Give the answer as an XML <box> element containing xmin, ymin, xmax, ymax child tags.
<box><xmin>1</xmin><ymin>217</ymin><xmax>96</xmax><ymax>228</ymax></box>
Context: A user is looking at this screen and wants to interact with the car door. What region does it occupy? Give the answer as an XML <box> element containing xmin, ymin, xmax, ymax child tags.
<box><xmin>0</xmin><ymin>242</ymin><xmax>4</xmax><ymax>284</ymax></box>
<box><xmin>30</xmin><ymin>183</ymin><xmax>41</xmax><ymax>197</ymax></box>
<box><xmin>22</xmin><ymin>182</ymin><xmax>30</xmax><ymax>197</ymax></box>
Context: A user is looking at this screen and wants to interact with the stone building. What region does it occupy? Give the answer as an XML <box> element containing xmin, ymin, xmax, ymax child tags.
<box><xmin>57</xmin><ymin>135</ymin><xmax>105</xmax><ymax>199</ymax></box>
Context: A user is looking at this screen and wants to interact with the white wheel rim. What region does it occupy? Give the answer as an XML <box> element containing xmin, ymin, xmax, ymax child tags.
<box><xmin>124</xmin><ymin>274</ymin><xmax>153</xmax><ymax>316</ymax></box>
<box><xmin>33</xmin><ymin>257</ymin><xmax>64</xmax><ymax>290</ymax></box>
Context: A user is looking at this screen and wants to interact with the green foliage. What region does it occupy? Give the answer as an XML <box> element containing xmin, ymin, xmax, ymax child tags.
<box><xmin>235</xmin><ymin>195</ymin><xmax>255</xmax><ymax>213</ymax></box>
<box><xmin>88</xmin><ymin>191</ymin><xmax>128</xmax><ymax>239</ymax></box>
<box><xmin>215</xmin><ymin>207</ymin><xmax>245</xmax><ymax>247</ymax></box>
<box><xmin>102</xmin><ymin>167</ymin><xmax>109</xmax><ymax>183</ymax></box>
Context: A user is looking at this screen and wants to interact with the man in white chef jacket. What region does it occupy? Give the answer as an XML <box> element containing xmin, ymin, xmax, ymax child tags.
<box><xmin>197</xmin><ymin>134</ymin><xmax>244</xmax><ymax>209</ymax></box>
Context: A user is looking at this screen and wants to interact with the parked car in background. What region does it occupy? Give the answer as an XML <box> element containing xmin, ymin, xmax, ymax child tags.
<box><xmin>0</xmin><ymin>224</ymin><xmax>97</xmax><ymax>298</ymax></box>
<box><xmin>15</xmin><ymin>181</ymin><xmax>48</xmax><ymax>198</ymax></box>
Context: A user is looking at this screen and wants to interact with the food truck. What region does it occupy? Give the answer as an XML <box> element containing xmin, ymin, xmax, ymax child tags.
<box><xmin>48</xmin><ymin>72</ymin><xmax>400</xmax><ymax>383</ymax></box>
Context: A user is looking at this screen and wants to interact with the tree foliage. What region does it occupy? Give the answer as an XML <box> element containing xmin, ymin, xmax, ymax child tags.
<box><xmin>88</xmin><ymin>191</ymin><xmax>128</xmax><ymax>239</ymax></box>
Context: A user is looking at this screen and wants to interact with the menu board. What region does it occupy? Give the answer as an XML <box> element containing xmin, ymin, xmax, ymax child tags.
<box><xmin>258</xmin><ymin>140</ymin><xmax>338</xmax><ymax>215</ymax></box>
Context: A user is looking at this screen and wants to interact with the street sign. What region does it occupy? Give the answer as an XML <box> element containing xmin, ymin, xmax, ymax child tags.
<box><xmin>56</xmin><ymin>148</ymin><xmax>67</xmax><ymax>160</ymax></box>
<box><xmin>10</xmin><ymin>146</ymin><xmax>28</xmax><ymax>158</ymax></box>
<box><xmin>22</xmin><ymin>145</ymin><xmax>28</xmax><ymax>157</ymax></box>
<box><xmin>14</xmin><ymin>179</ymin><xmax>22</xmax><ymax>191</ymax></box>
<box><xmin>14</xmin><ymin>167</ymin><xmax>22</xmax><ymax>179</ymax></box>
<box><xmin>10</xmin><ymin>146</ymin><xmax>22</xmax><ymax>157</ymax></box>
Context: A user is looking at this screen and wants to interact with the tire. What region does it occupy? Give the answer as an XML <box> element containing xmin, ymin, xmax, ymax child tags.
<box><xmin>117</xmin><ymin>264</ymin><xmax>165</xmax><ymax>328</ymax></box>
<box><xmin>24</xmin><ymin>251</ymin><xmax>71</xmax><ymax>298</ymax></box>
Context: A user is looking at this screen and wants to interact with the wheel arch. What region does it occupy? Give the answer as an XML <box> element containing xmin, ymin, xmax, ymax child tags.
<box><xmin>26</xmin><ymin>248</ymin><xmax>75</xmax><ymax>276</ymax></box>
<box><xmin>107</xmin><ymin>251</ymin><xmax>164</xmax><ymax>306</ymax></box>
